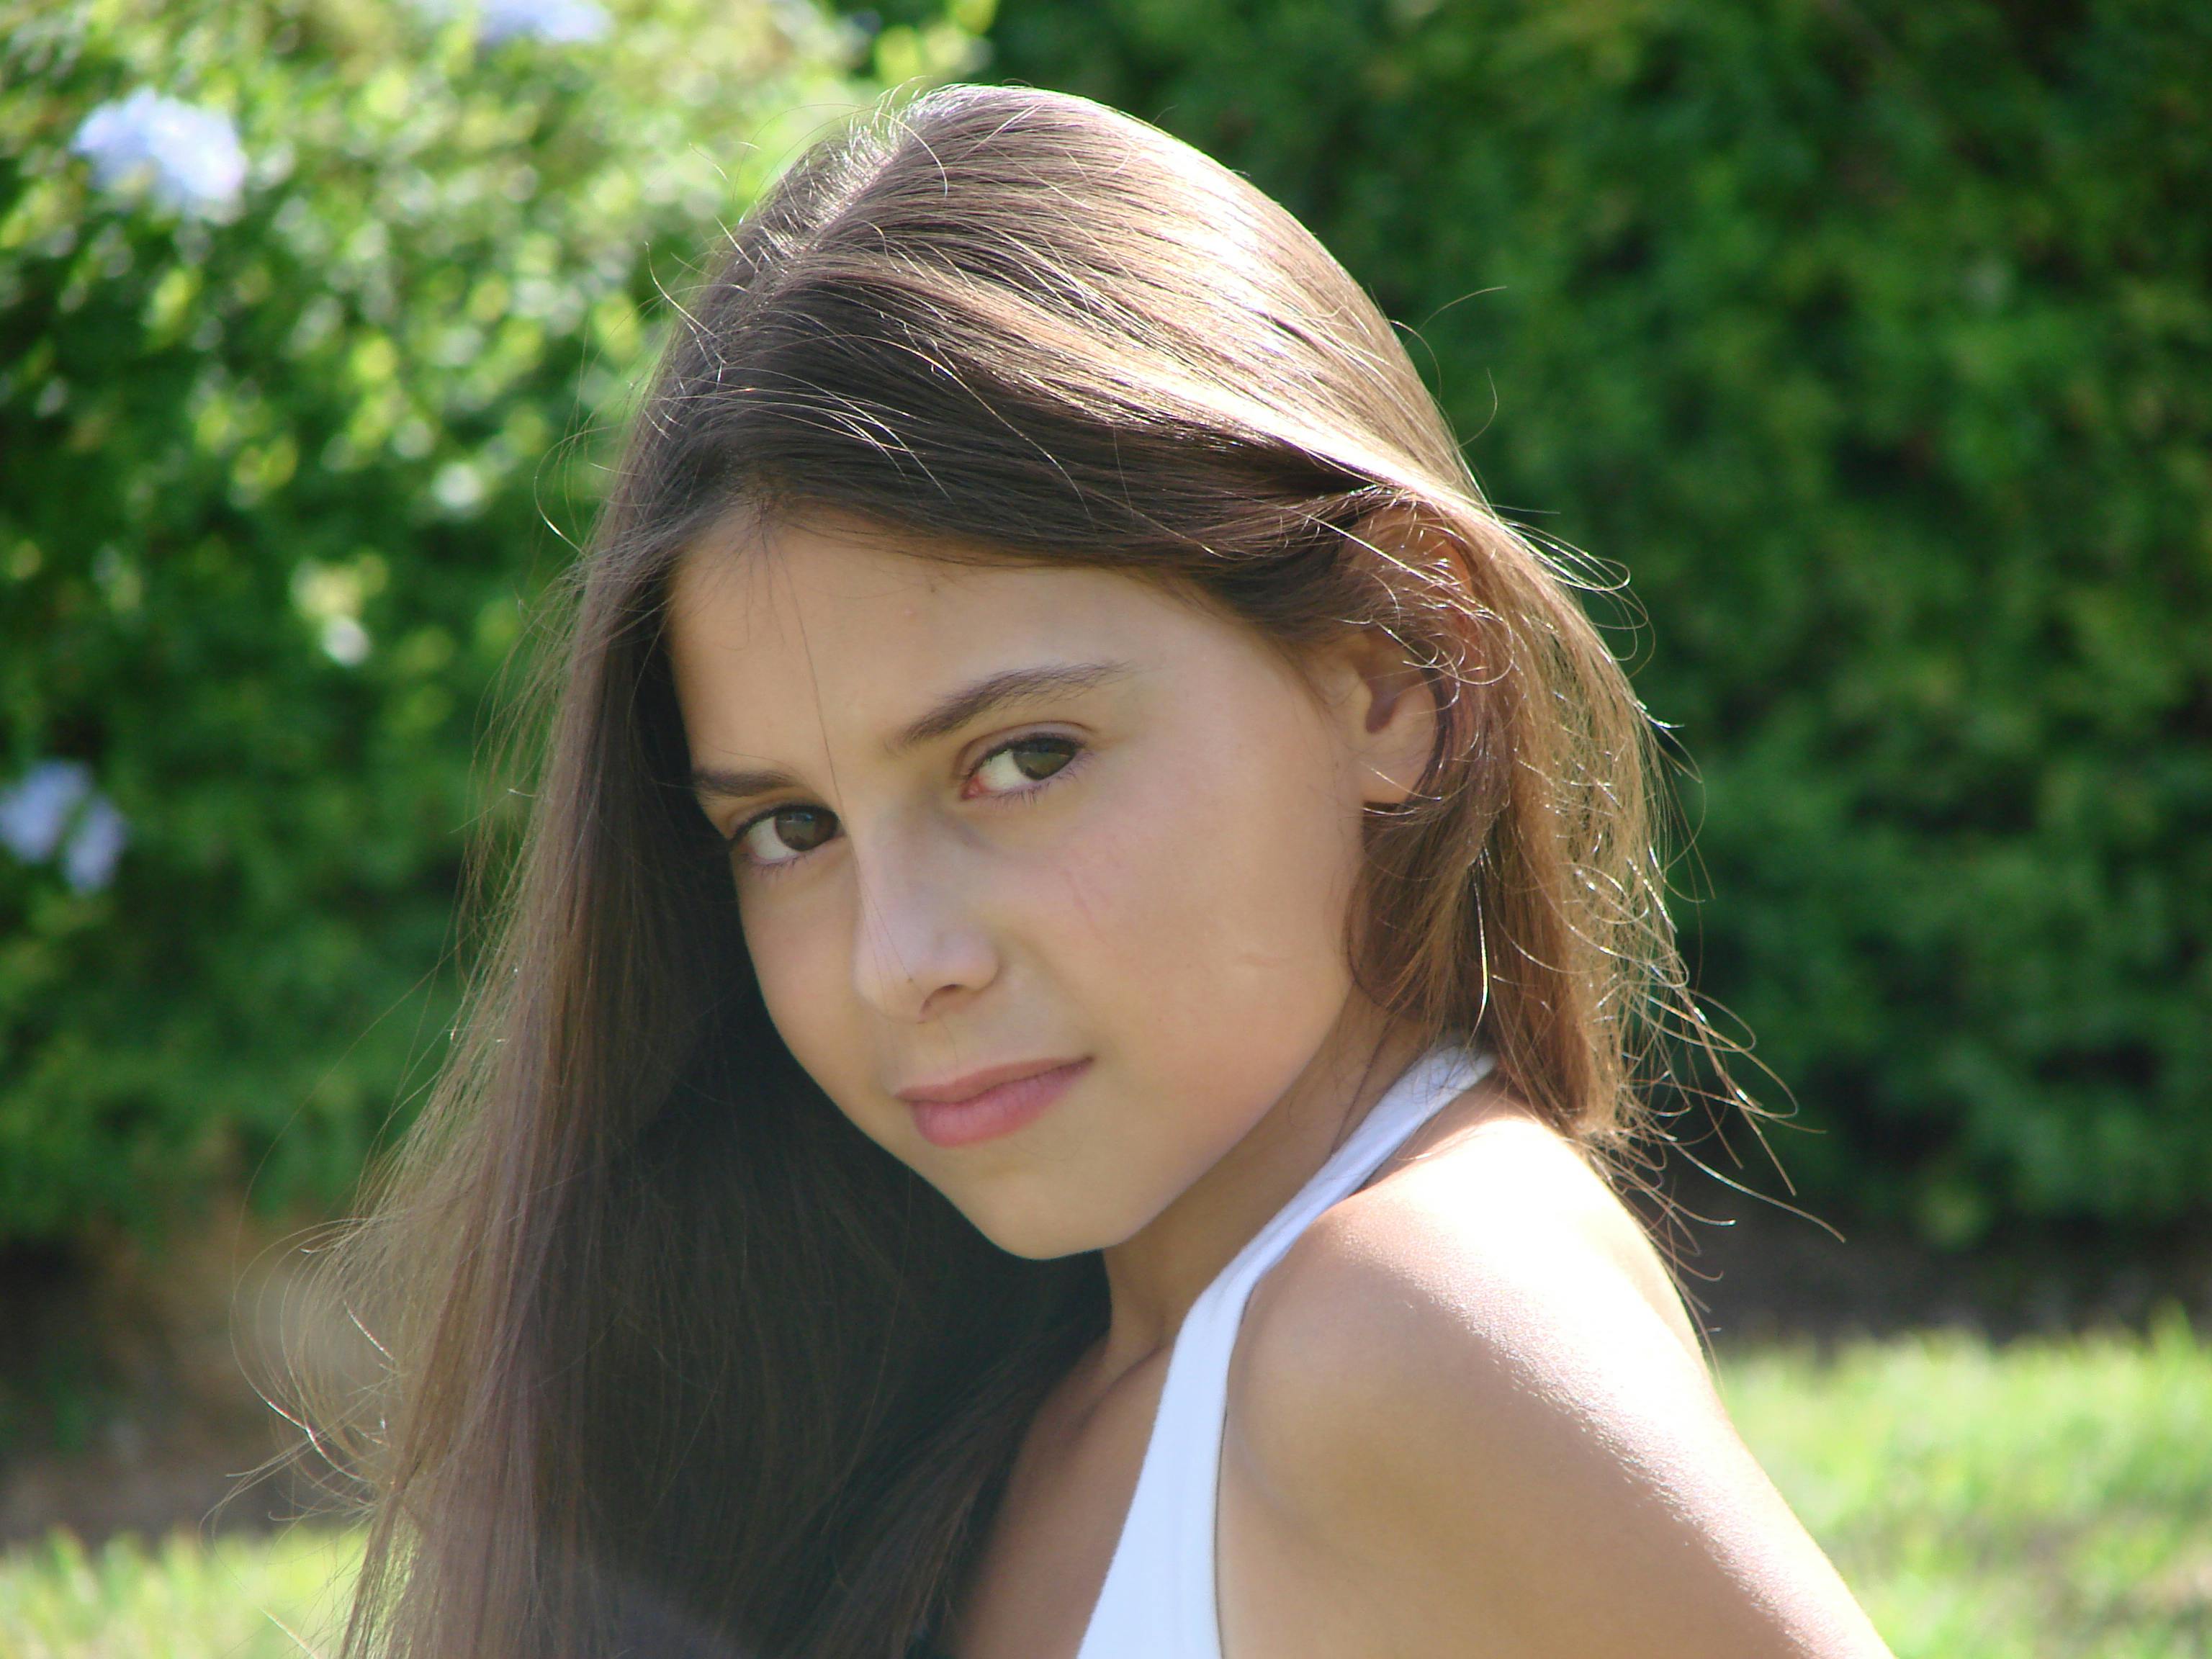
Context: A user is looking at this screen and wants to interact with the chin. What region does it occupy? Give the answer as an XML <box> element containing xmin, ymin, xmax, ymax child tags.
<box><xmin>945</xmin><ymin>1179</ymin><xmax>1147</xmax><ymax>1262</ymax></box>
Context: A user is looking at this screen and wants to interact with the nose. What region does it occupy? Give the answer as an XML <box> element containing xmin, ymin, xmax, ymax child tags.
<box><xmin>849</xmin><ymin>833</ymin><xmax>999</xmax><ymax>1024</ymax></box>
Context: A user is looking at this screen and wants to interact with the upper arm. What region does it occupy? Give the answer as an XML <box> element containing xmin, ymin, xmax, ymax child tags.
<box><xmin>1230</xmin><ymin>1128</ymin><xmax>1892</xmax><ymax>1659</ymax></box>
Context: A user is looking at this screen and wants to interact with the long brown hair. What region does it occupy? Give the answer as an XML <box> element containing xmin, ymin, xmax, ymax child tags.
<box><xmin>318</xmin><ymin>83</ymin><xmax>1713</xmax><ymax>1659</ymax></box>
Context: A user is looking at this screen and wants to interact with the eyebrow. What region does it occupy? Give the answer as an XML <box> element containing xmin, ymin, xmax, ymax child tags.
<box><xmin>688</xmin><ymin>660</ymin><xmax>1135</xmax><ymax>802</ymax></box>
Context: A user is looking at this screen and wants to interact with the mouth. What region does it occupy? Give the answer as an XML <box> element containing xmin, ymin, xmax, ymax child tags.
<box><xmin>895</xmin><ymin>1057</ymin><xmax>1091</xmax><ymax>1149</ymax></box>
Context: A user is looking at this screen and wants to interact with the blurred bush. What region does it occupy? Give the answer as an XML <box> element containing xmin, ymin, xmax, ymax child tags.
<box><xmin>4</xmin><ymin>0</ymin><xmax>2206</xmax><ymax>1251</ymax></box>
<box><xmin>945</xmin><ymin>0</ymin><xmax>2212</xmax><ymax>1241</ymax></box>
<box><xmin>0</xmin><ymin>0</ymin><xmax>974</xmax><ymax>1244</ymax></box>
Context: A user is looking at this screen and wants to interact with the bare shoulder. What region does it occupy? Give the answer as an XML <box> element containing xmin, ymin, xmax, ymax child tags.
<box><xmin>1228</xmin><ymin>1094</ymin><xmax>1893</xmax><ymax>1659</ymax></box>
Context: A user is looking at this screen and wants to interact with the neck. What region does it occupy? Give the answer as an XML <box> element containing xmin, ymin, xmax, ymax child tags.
<box><xmin>1084</xmin><ymin>1000</ymin><xmax>1432</xmax><ymax>1393</ymax></box>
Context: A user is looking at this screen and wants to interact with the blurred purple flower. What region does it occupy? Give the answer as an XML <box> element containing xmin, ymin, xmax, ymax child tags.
<box><xmin>418</xmin><ymin>0</ymin><xmax>611</xmax><ymax>45</ymax></box>
<box><xmin>480</xmin><ymin>0</ymin><xmax>611</xmax><ymax>43</ymax></box>
<box><xmin>63</xmin><ymin>796</ymin><xmax>130</xmax><ymax>894</ymax></box>
<box><xmin>71</xmin><ymin>88</ymin><xmax>247</xmax><ymax>221</ymax></box>
<box><xmin>0</xmin><ymin>760</ymin><xmax>130</xmax><ymax>894</ymax></box>
<box><xmin>0</xmin><ymin>760</ymin><xmax>92</xmax><ymax>862</ymax></box>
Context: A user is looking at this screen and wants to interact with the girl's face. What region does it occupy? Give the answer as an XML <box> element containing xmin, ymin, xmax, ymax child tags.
<box><xmin>667</xmin><ymin>515</ymin><xmax>1434</xmax><ymax>1258</ymax></box>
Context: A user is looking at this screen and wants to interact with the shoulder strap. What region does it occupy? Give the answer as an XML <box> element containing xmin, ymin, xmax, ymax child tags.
<box><xmin>1074</xmin><ymin>1042</ymin><xmax>1494</xmax><ymax>1659</ymax></box>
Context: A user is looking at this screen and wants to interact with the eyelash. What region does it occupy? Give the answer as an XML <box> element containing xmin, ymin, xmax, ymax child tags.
<box><xmin>727</xmin><ymin>731</ymin><xmax>1089</xmax><ymax>876</ymax></box>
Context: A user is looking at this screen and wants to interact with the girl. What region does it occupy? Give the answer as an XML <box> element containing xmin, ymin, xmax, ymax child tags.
<box><xmin>325</xmin><ymin>84</ymin><xmax>1892</xmax><ymax>1659</ymax></box>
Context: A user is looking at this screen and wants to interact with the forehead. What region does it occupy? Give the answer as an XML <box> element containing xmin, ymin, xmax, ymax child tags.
<box><xmin>663</xmin><ymin>516</ymin><xmax>1249</xmax><ymax>751</ymax></box>
<box><xmin>672</xmin><ymin>516</ymin><xmax>1044</xmax><ymax>649</ymax></box>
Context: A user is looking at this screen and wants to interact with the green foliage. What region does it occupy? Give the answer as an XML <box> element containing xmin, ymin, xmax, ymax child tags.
<box><xmin>4</xmin><ymin>0</ymin><xmax>2205</xmax><ymax>1245</ymax></box>
<box><xmin>971</xmin><ymin>0</ymin><xmax>2212</xmax><ymax>1236</ymax></box>
<box><xmin>6</xmin><ymin>1328</ymin><xmax>2207</xmax><ymax>1655</ymax></box>
<box><xmin>0</xmin><ymin>0</ymin><xmax>950</xmax><ymax>1241</ymax></box>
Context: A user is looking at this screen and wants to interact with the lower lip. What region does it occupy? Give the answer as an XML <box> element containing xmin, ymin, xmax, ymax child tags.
<box><xmin>907</xmin><ymin>1060</ymin><xmax>1090</xmax><ymax>1149</ymax></box>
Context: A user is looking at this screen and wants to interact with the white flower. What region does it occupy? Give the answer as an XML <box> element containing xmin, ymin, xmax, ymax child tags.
<box><xmin>320</xmin><ymin>615</ymin><xmax>372</xmax><ymax>667</ymax></box>
<box><xmin>431</xmin><ymin>460</ymin><xmax>487</xmax><ymax>515</ymax></box>
<box><xmin>0</xmin><ymin>760</ymin><xmax>130</xmax><ymax>894</ymax></box>
<box><xmin>71</xmin><ymin>88</ymin><xmax>248</xmax><ymax>221</ymax></box>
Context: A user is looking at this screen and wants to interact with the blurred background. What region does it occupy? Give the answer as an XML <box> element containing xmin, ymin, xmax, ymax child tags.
<box><xmin>1</xmin><ymin>0</ymin><xmax>2206</xmax><ymax>1653</ymax></box>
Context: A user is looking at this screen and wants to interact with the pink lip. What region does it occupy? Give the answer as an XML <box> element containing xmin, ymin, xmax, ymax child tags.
<box><xmin>896</xmin><ymin>1057</ymin><xmax>1090</xmax><ymax>1148</ymax></box>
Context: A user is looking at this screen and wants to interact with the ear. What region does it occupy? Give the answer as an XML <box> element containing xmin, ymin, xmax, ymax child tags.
<box><xmin>1313</xmin><ymin>624</ymin><xmax>1439</xmax><ymax>809</ymax></box>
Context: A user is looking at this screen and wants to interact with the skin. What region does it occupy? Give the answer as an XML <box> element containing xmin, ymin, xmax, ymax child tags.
<box><xmin>665</xmin><ymin>511</ymin><xmax>1894</xmax><ymax>1659</ymax></box>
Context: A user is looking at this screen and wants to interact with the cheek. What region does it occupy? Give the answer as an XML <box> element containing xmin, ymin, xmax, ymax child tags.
<box><xmin>735</xmin><ymin>886</ymin><xmax>853</xmax><ymax>1079</ymax></box>
<box><xmin>1043</xmin><ymin>726</ymin><xmax>1365</xmax><ymax>1062</ymax></box>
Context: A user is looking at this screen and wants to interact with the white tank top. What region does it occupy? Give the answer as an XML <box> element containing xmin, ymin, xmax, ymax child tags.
<box><xmin>1072</xmin><ymin>1040</ymin><xmax>1495</xmax><ymax>1659</ymax></box>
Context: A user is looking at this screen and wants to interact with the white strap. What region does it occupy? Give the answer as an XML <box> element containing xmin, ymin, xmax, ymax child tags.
<box><xmin>1075</xmin><ymin>1041</ymin><xmax>1494</xmax><ymax>1659</ymax></box>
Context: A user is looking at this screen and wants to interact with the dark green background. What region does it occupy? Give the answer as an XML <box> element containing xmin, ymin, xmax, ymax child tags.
<box><xmin>3</xmin><ymin>0</ymin><xmax>2206</xmax><ymax>1251</ymax></box>
<box><xmin>952</xmin><ymin>0</ymin><xmax>2212</xmax><ymax>1242</ymax></box>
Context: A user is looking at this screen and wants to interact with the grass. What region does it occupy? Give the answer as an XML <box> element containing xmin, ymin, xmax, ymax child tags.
<box><xmin>0</xmin><ymin>1526</ymin><xmax>359</xmax><ymax>1659</ymax></box>
<box><xmin>1</xmin><ymin>1321</ymin><xmax>2206</xmax><ymax>1656</ymax></box>
<box><xmin>1720</xmin><ymin>1313</ymin><xmax>2212</xmax><ymax>1659</ymax></box>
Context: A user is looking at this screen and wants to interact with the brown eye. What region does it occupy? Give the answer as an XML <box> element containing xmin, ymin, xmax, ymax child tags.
<box><xmin>971</xmin><ymin>736</ymin><xmax>1080</xmax><ymax>796</ymax></box>
<box><xmin>737</xmin><ymin>804</ymin><xmax>839</xmax><ymax>868</ymax></box>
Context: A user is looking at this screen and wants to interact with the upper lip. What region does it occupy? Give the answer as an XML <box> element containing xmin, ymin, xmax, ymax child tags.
<box><xmin>893</xmin><ymin>1056</ymin><xmax>1084</xmax><ymax>1105</ymax></box>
